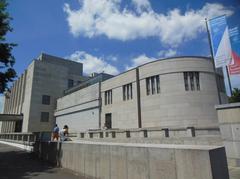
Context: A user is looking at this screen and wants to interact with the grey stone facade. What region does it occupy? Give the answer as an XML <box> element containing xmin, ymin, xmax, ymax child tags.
<box><xmin>55</xmin><ymin>56</ymin><xmax>228</xmax><ymax>132</ymax></box>
<box><xmin>1</xmin><ymin>53</ymin><xmax>84</xmax><ymax>132</ymax></box>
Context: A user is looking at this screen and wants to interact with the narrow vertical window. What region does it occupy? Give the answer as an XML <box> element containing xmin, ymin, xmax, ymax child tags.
<box><xmin>123</xmin><ymin>85</ymin><xmax>126</xmax><ymax>101</ymax></box>
<box><xmin>110</xmin><ymin>90</ymin><xmax>112</xmax><ymax>104</ymax></box>
<box><xmin>130</xmin><ymin>83</ymin><xmax>133</xmax><ymax>99</ymax></box>
<box><xmin>156</xmin><ymin>75</ymin><xmax>160</xmax><ymax>93</ymax></box>
<box><xmin>190</xmin><ymin>72</ymin><xmax>195</xmax><ymax>91</ymax></box>
<box><xmin>151</xmin><ymin>76</ymin><xmax>155</xmax><ymax>94</ymax></box>
<box><xmin>184</xmin><ymin>72</ymin><xmax>189</xmax><ymax>91</ymax></box>
<box><xmin>195</xmin><ymin>72</ymin><xmax>200</xmax><ymax>91</ymax></box>
<box><xmin>127</xmin><ymin>84</ymin><xmax>130</xmax><ymax>100</ymax></box>
<box><xmin>123</xmin><ymin>83</ymin><xmax>133</xmax><ymax>101</ymax></box>
<box><xmin>105</xmin><ymin>90</ymin><xmax>112</xmax><ymax>105</ymax></box>
<box><xmin>105</xmin><ymin>92</ymin><xmax>107</xmax><ymax>105</ymax></box>
<box><xmin>146</xmin><ymin>78</ymin><xmax>150</xmax><ymax>95</ymax></box>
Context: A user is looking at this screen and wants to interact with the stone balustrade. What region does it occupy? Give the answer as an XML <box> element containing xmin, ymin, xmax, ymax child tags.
<box><xmin>78</xmin><ymin>127</ymin><xmax>220</xmax><ymax>140</ymax></box>
<box><xmin>0</xmin><ymin>132</ymin><xmax>36</xmax><ymax>146</ymax></box>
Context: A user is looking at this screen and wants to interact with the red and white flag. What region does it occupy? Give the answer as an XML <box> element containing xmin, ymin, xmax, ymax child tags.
<box><xmin>228</xmin><ymin>51</ymin><xmax>240</xmax><ymax>75</ymax></box>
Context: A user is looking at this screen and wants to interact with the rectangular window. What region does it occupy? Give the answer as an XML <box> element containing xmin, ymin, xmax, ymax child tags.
<box><xmin>123</xmin><ymin>86</ymin><xmax>126</xmax><ymax>101</ymax></box>
<box><xmin>105</xmin><ymin>90</ymin><xmax>112</xmax><ymax>105</ymax></box>
<box><xmin>129</xmin><ymin>83</ymin><xmax>132</xmax><ymax>99</ymax></box>
<box><xmin>146</xmin><ymin>75</ymin><xmax>160</xmax><ymax>95</ymax></box>
<box><xmin>105</xmin><ymin>92</ymin><xmax>107</xmax><ymax>105</ymax></box>
<box><xmin>190</xmin><ymin>72</ymin><xmax>195</xmax><ymax>91</ymax></box>
<box><xmin>123</xmin><ymin>83</ymin><xmax>133</xmax><ymax>101</ymax></box>
<box><xmin>68</xmin><ymin>79</ymin><xmax>74</xmax><ymax>88</ymax></box>
<box><xmin>195</xmin><ymin>72</ymin><xmax>200</xmax><ymax>91</ymax></box>
<box><xmin>41</xmin><ymin>112</ymin><xmax>49</xmax><ymax>122</ymax></box>
<box><xmin>184</xmin><ymin>72</ymin><xmax>200</xmax><ymax>91</ymax></box>
<box><xmin>42</xmin><ymin>95</ymin><xmax>50</xmax><ymax>105</ymax></box>
<box><xmin>151</xmin><ymin>76</ymin><xmax>155</xmax><ymax>94</ymax></box>
<box><xmin>146</xmin><ymin>78</ymin><xmax>150</xmax><ymax>95</ymax></box>
<box><xmin>184</xmin><ymin>72</ymin><xmax>189</xmax><ymax>91</ymax></box>
<box><xmin>156</xmin><ymin>75</ymin><xmax>160</xmax><ymax>93</ymax></box>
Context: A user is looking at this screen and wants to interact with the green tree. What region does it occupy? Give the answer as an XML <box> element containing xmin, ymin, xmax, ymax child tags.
<box><xmin>0</xmin><ymin>0</ymin><xmax>16</xmax><ymax>93</ymax></box>
<box><xmin>229</xmin><ymin>88</ymin><xmax>240</xmax><ymax>103</ymax></box>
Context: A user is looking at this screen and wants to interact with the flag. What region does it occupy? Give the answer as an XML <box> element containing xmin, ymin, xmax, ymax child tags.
<box><xmin>228</xmin><ymin>27</ymin><xmax>240</xmax><ymax>75</ymax></box>
<box><xmin>208</xmin><ymin>15</ymin><xmax>232</xmax><ymax>68</ymax></box>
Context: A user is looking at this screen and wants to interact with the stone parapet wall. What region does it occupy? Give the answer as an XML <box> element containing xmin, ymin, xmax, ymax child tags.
<box><xmin>216</xmin><ymin>102</ymin><xmax>240</xmax><ymax>167</ymax></box>
<box><xmin>34</xmin><ymin>141</ymin><xmax>229</xmax><ymax>179</ymax></box>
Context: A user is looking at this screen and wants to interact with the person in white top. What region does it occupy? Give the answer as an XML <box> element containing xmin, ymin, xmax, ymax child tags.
<box><xmin>59</xmin><ymin>125</ymin><xmax>70</xmax><ymax>141</ymax></box>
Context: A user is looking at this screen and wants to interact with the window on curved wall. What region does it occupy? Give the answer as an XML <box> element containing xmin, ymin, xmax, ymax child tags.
<box><xmin>195</xmin><ymin>72</ymin><xmax>200</xmax><ymax>91</ymax></box>
<box><xmin>184</xmin><ymin>72</ymin><xmax>189</xmax><ymax>91</ymax></box>
<box><xmin>183</xmin><ymin>72</ymin><xmax>200</xmax><ymax>91</ymax></box>
<box><xmin>146</xmin><ymin>78</ymin><xmax>150</xmax><ymax>95</ymax></box>
<box><xmin>146</xmin><ymin>75</ymin><xmax>160</xmax><ymax>95</ymax></box>
<box><xmin>190</xmin><ymin>72</ymin><xmax>195</xmax><ymax>91</ymax></box>
<box><xmin>123</xmin><ymin>83</ymin><xmax>133</xmax><ymax>100</ymax></box>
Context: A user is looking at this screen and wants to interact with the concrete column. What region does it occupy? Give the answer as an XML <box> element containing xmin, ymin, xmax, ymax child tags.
<box><xmin>18</xmin><ymin>74</ymin><xmax>24</xmax><ymax>113</ymax></box>
<box><xmin>12</xmin><ymin>81</ymin><xmax>18</xmax><ymax>114</ymax></box>
<box><xmin>5</xmin><ymin>97</ymin><xmax>9</xmax><ymax>114</ymax></box>
<box><xmin>12</xmin><ymin>81</ymin><xmax>17</xmax><ymax>114</ymax></box>
<box><xmin>8</xmin><ymin>122</ymin><xmax>13</xmax><ymax>133</ymax></box>
<box><xmin>1</xmin><ymin>122</ymin><xmax>5</xmax><ymax>133</ymax></box>
<box><xmin>14</xmin><ymin>79</ymin><xmax>20</xmax><ymax>114</ymax></box>
<box><xmin>4</xmin><ymin>122</ymin><xmax>7</xmax><ymax>133</ymax></box>
<box><xmin>5</xmin><ymin>122</ymin><xmax>9</xmax><ymax>133</ymax></box>
<box><xmin>20</xmin><ymin>71</ymin><xmax>27</xmax><ymax>113</ymax></box>
<box><xmin>3</xmin><ymin>96</ymin><xmax>7</xmax><ymax>113</ymax></box>
<box><xmin>9</xmin><ymin>85</ymin><xmax>14</xmax><ymax>114</ymax></box>
<box><xmin>5</xmin><ymin>96</ymin><xmax>9</xmax><ymax>114</ymax></box>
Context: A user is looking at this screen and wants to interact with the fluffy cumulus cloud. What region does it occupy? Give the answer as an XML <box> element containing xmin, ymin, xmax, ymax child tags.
<box><xmin>158</xmin><ymin>49</ymin><xmax>177</xmax><ymax>58</ymax></box>
<box><xmin>64</xmin><ymin>0</ymin><xmax>233</xmax><ymax>47</ymax></box>
<box><xmin>67</xmin><ymin>51</ymin><xmax>119</xmax><ymax>75</ymax></box>
<box><xmin>125</xmin><ymin>54</ymin><xmax>157</xmax><ymax>70</ymax></box>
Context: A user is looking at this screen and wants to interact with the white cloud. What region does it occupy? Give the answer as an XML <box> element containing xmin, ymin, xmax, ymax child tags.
<box><xmin>67</xmin><ymin>51</ymin><xmax>119</xmax><ymax>75</ymax></box>
<box><xmin>125</xmin><ymin>54</ymin><xmax>157</xmax><ymax>70</ymax></box>
<box><xmin>64</xmin><ymin>1</ymin><xmax>233</xmax><ymax>47</ymax></box>
<box><xmin>132</xmin><ymin>0</ymin><xmax>151</xmax><ymax>13</ymax></box>
<box><xmin>158</xmin><ymin>49</ymin><xmax>177</xmax><ymax>58</ymax></box>
<box><xmin>106</xmin><ymin>55</ymin><xmax>118</xmax><ymax>62</ymax></box>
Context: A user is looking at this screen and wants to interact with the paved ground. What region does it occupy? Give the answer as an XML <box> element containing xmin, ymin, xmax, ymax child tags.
<box><xmin>0</xmin><ymin>143</ymin><xmax>81</xmax><ymax>179</ymax></box>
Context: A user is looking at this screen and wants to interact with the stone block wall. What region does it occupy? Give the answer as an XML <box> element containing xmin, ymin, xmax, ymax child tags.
<box><xmin>216</xmin><ymin>102</ymin><xmax>240</xmax><ymax>167</ymax></box>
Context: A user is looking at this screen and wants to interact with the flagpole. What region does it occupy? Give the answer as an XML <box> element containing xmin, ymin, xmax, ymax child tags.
<box><xmin>205</xmin><ymin>18</ymin><xmax>222</xmax><ymax>104</ymax></box>
<box><xmin>225</xmin><ymin>66</ymin><xmax>233</xmax><ymax>96</ymax></box>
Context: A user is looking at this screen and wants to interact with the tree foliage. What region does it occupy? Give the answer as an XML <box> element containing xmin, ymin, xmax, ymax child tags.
<box><xmin>229</xmin><ymin>88</ymin><xmax>240</xmax><ymax>103</ymax></box>
<box><xmin>0</xmin><ymin>0</ymin><xmax>16</xmax><ymax>93</ymax></box>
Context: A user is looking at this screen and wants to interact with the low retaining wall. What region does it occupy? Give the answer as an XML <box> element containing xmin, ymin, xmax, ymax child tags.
<box><xmin>216</xmin><ymin>102</ymin><xmax>240</xmax><ymax>167</ymax></box>
<box><xmin>35</xmin><ymin>141</ymin><xmax>229</xmax><ymax>179</ymax></box>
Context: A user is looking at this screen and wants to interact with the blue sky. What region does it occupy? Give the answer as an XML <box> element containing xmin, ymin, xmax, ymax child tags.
<box><xmin>1</xmin><ymin>0</ymin><xmax>240</xmax><ymax>111</ymax></box>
